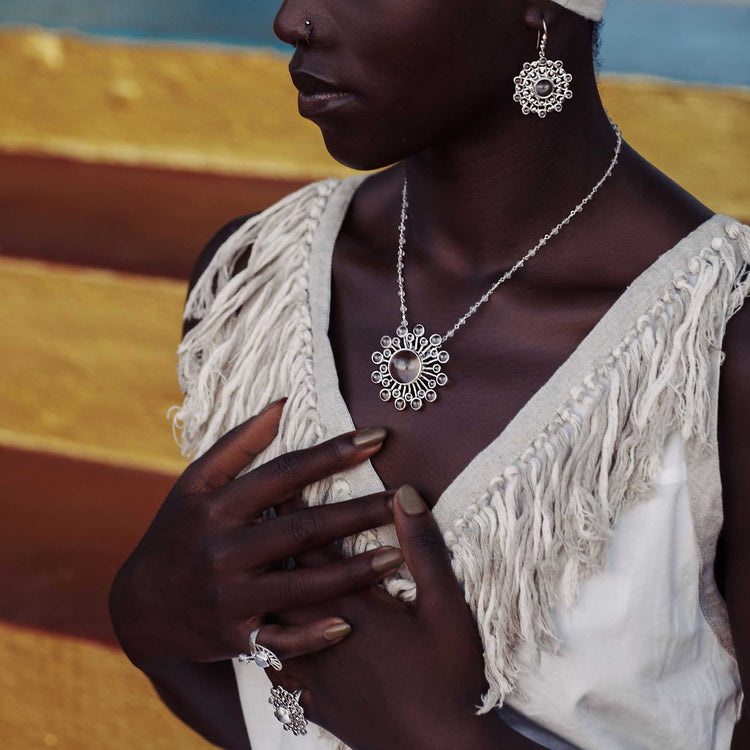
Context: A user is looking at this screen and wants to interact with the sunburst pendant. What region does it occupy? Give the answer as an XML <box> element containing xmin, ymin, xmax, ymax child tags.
<box><xmin>370</xmin><ymin>324</ymin><xmax>449</xmax><ymax>411</ymax></box>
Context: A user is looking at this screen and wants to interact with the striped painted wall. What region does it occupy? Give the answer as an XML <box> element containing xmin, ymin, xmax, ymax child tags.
<box><xmin>0</xmin><ymin>2</ymin><xmax>747</xmax><ymax>748</ymax></box>
<box><xmin>1</xmin><ymin>0</ymin><xmax>748</xmax><ymax>85</ymax></box>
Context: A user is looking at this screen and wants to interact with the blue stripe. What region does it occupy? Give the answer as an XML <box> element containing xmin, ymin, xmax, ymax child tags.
<box><xmin>0</xmin><ymin>0</ymin><xmax>747</xmax><ymax>86</ymax></box>
<box><xmin>0</xmin><ymin>1</ymin><xmax>281</xmax><ymax>50</ymax></box>
<box><xmin>601</xmin><ymin>0</ymin><xmax>749</xmax><ymax>86</ymax></box>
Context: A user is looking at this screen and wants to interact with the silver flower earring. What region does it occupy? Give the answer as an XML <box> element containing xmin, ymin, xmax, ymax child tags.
<box><xmin>513</xmin><ymin>16</ymin><xmax>573</xmax><ymax>117</ymax></box>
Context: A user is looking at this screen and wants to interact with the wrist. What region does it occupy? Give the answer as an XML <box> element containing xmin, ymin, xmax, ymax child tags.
<box><xmin>108</xmin><ymin>557</ymin><xmax>157</xmax><ymax>668</ymax></box>
<box><xmin>436</xmin><ymin>709</ymin><xmax>537</xmax><ymax>750</ymax></box>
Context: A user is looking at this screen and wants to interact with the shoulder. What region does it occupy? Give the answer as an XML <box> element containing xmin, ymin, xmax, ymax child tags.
<box><xmin>183</xmin><ymin>213</ymin><xmax>257</xmax><ymax>337</ymax></box>
<box><xmin>717</xmin><ymin>252</ymin><xmax>750</xmax><ymax>741</ymax></box>
<box><xmin>181</xmin><ymin>177</ymin><xmax>346</xmax><ymax>338</ymax></box>
<box><xmin>718</xmin><ymin>264</ymin><xmax>750</xmax><ymax>506</ymax></box>
<box><xmin>186</xmin><ymin>179</ymin><xmax>344</xmax><ymax>296</ymax></box>
<box><xmin>187</xmin><ymin>214</ymin><xmax>257</xmax><ymax>296</ymax></box>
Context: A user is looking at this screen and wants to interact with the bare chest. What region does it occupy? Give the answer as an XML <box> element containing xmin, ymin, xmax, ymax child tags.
<box><xmin>328</xmin><ymin>248</ymin><xmax>621</xmax><ymax>506</ymax></box>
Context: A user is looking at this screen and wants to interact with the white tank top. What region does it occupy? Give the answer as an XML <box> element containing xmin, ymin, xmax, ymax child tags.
<box><xmin>173</xmin><ymin>176</ymin><xmax>748</xmax><ymax>749</ymax></box>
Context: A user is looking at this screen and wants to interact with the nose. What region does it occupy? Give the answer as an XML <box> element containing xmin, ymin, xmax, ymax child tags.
<box><xmin>273</xmin><ymin>0</ymin><xmax>309</xmax><ymax>48</ymax></box>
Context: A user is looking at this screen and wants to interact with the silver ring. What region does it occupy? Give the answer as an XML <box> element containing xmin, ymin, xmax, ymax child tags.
<box><xmin>269</xmin><ymin>686</ymin><xmax>307</xmax><ymax>736</ymax></box>
<box><xmin>237</xmin><ymin>627</ymin><xmax>282</xmax><ymax>670</ymax></box>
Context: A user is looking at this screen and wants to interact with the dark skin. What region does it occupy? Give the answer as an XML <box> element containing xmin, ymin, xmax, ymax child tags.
<box><xmin>109</xmin><ymin>0</ymin><xmax>749</xmax><ymax>747</ymax></box>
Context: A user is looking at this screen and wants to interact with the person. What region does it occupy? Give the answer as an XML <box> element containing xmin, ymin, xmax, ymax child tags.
<box><xmin>109</xmin><ymin>0</ymin><xmax>750</xmax><ymax>748</ymax></box>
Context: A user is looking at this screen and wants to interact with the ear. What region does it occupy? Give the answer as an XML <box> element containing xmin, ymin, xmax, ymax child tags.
<box><xmin>523</xmin><ymin>0</ymin><xmax>568</xmax><ymax>31</ymax></box>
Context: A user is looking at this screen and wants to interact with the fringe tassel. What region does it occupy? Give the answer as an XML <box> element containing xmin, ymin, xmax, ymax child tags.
<box><xmin>170</xmin><ymin>178</ymin><xmax>337</xmax><ymax>487</ymax></box>
<box><xmin>445</xmin><ymin>222</ymin><xmax>750</xmax><ymax>712</ymax></box>
<box><xmin>170</xmin><ymin>191</ymin><xmax>749</xmax><ymax>727</ymax></box>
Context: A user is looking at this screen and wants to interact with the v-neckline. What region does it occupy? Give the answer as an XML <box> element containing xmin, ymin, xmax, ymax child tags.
<box><xmin>307</xmin><ymin>174</ymin><xmax>726</xmax><ymax>531</ymax></box>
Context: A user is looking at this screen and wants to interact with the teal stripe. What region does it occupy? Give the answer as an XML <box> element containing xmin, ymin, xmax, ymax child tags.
<box><xmin>601</xmin><ymin>0</ymin><xmax>749</xmax><ymax>86</ymax></box>
<box><xmin>0</xmin><ymin>0</ymin><xmax>747</xmax><ymax>86</ymax></box>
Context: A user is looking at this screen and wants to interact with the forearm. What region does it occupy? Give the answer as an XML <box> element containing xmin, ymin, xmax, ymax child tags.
<box><xmin>436</xmin><ymin>710</ymin><xmax>543</xmax><ymax>750</ymax></box>
<box><xmin>138</xmin><ymin>655</ymin><xmax>250</xmax><ymax>750</ymax></box>
<box><xmin>109</xmin><ymin>566</ymin><xmax>249</xmax><ymax>749</ymax></box>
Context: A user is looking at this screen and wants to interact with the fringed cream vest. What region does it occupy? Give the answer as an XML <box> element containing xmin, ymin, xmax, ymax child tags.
<box><xmin>172</xmin><ymin>176</ymin><xmax>748</xmax><ymax>749</ymax></box>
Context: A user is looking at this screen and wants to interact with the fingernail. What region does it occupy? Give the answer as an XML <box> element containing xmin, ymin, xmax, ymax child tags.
<box><xmin>323</xmin><ymin>622</ymin><xmax>351</xmax><ymax>642</ymax></box>
<box><xmin>371</xmin><ymin>547</ymin><xmax>404</xmax><ymax>573</ymax></box>
<box><xmin>351</xmin><ymin>426</ymin><xmax>387</xmax><ymax>449</ymax></box>
<box><xmin>397</xmin><ymin>484</ymin><xmax>426</xmax><ymax>515</ymax></box>
<box><xmin>262</xmin><ymin>397</ymin><xmax>288</xmax><ymax>413</ymax></box>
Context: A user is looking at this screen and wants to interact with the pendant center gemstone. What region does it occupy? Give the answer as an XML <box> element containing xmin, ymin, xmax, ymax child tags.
<box><xmin>535</xmin><ymin>78</ymin><xmax>554</xmax><ymax>98</ymax></box>
<box><xmin>389</xmin><ymin>349</ymin><xmax>421</xmax><ymax>384</ymax></box>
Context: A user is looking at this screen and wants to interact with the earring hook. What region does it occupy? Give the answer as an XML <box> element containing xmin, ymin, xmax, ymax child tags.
<box><xmin>536</xmin><ymin>16</ymin><xmax>548</xmax><ymax>58</ymax></box>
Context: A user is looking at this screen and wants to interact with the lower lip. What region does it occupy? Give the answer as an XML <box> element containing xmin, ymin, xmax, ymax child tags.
<box><xmin>298</xmin><ymin>91</ymin><xmax>355</xmax><ymax>118</ymax></box>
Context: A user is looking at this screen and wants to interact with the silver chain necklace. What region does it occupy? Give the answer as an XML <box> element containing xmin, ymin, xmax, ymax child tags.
<box><xmin>370</xmin><ymin>118</ymin><xmax>622</xmax><ymax>412</ymax></box>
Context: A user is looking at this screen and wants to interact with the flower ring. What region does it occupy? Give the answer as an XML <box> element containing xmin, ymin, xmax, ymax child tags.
<box><xmin>238</xmin><ymin>627</ymin><xmax>282</xmax><ymax>671</ymax></box>
<box><xmin>269</xmin><ymin>686</ymin><xmax>308</xmax><ymax>736</ymax></box>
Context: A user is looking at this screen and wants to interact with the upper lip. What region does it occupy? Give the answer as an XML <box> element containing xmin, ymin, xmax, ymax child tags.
<box><xmin>289</xmin><ymin>68</ymin><xmax>349</xmax><ymax>96</ymax></box>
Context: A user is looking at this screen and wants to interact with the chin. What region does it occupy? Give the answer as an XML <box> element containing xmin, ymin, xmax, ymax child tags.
<box><xmin>320</xmin><ymin>132</ymin><xmax>394</xmax><ymax>172</ymax></box>
<box><xmin>319</xmin><ymin>127</ymin><xmax>424</xmax><ymax>173</ymax></box>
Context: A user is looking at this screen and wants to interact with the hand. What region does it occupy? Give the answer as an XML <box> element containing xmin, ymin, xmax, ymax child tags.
<box><xmin>266</xmin><ymin>485</ymin><xmax>505</xmax><ymax>750</ymax></box>
<box><xmin>108</xmin><ymin>398</ymin><xmax>405</xmax><ymax>668</ymax></box>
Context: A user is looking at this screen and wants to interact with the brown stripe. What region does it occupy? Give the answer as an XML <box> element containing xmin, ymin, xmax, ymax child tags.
<box><xmin>0</xmin><ymin>151</ymin><xmax>306</xmax><ymax>279</ymax></box>
<box><xmin>0</xmin><ymin>444</ymin><xmax>177</xmax><ymax>646</ymax></box>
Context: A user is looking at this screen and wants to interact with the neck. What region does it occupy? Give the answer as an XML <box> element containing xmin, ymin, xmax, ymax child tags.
<box><xmin>402</xmin><ymin>54</ymin><xmax>618</xmax><ymax>277</ymax></box>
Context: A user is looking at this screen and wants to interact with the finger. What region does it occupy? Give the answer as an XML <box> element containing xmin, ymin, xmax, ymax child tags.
<box><xmin>228</xmin><ymin>546</ymin><xmax>404</xmax><ymax>614</ymax></box>
<box><xmin>231</xmin><ymin>490</ymin><xmax>396</xmax><ymax>569</ymax></box>
<box><xmin>393</xmin><ymin>484</ymin><xmax>464</xmax><ymax>613</ymax></box>
<box><xmin>221</xmin><ymin>426</ymin><xmax>388</xmax><ymax>518</ymax></box>
<box><xmin>274</xmin><ymin>495</ymin><xmax>341</xmax><ymax>569</ymax></box>
<box><xmin>247</xmin><ymin>619</ymin><xmax>352</xmax><ymax>663</ymax></box>
<box><xmin>178</xmin><ymin>398</ymin><xmax>287</xmax><ymax>494</ymax></box>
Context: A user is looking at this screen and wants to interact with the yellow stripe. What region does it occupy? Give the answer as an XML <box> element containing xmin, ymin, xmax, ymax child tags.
<box><xmin>0</xmin><ymin>27</ymin><xmax>347</xmax><ymax>180</ymax></box>
<box><xmin>0</xmin><ymin>256</ymin><xmax>187</xmax><ymax>472</ymax></box>
<box><xmin>0</xmin><ymin>622</ymin><xmax>211</xmax><ymax>749</ymax></box>
<box><xmin>0</xmin><ymin>27</ymin><xmax>748</xmax><ymax>217</ymax></box>
<box><xmin>598</xmin><ymin>75</ymin><xmax>749</xmax><ymax>220</ymax></box>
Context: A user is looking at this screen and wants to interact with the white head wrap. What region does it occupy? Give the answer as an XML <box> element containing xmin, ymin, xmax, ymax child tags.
<box><xmin>552</xmin><ymin>0</ymin><xmax>605</xmax><ymax>21</ymax></box>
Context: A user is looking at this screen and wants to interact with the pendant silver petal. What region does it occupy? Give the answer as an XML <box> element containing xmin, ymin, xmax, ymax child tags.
<box><xmin>371</xmin><ymin>325</ymin><xmax>449</xmax><ymax>411</ymax></box>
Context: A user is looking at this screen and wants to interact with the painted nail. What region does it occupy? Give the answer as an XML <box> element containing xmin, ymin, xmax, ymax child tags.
<box><xmin>323</xmin><ymin>622</ymin><xmax>352</xmax><ymax>642</ymax></box>
<box><xmin>371</xmin><ymin>547</ymin><xmax>404</xmax><ymax>573</ymax></box>
<box><xmin>397</xmin><ymin>484</ymin><xmax>426</xmax><ymax>515</ymax></box>
<box><xmin>351</xmin><ymin>426</ymin><xmax>387</xmax><ymax>449</ymax></box>
<box><xmin>262</xmin><ymin>397</ymin><xmax>288</xmax><ymax>413</ymax></box>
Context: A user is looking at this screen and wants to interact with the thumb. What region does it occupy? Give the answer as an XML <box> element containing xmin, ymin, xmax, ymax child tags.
<box><xmin>393</xmin><ymin>485</ymin><xmax>464</xmax><ymax>613</ymax></box>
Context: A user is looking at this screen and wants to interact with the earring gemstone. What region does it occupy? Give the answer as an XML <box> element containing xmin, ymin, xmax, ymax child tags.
<box><xmin>535</xmin><ymin>78</ymin><xmax>554</xmax><ymax>98</ymax></box>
